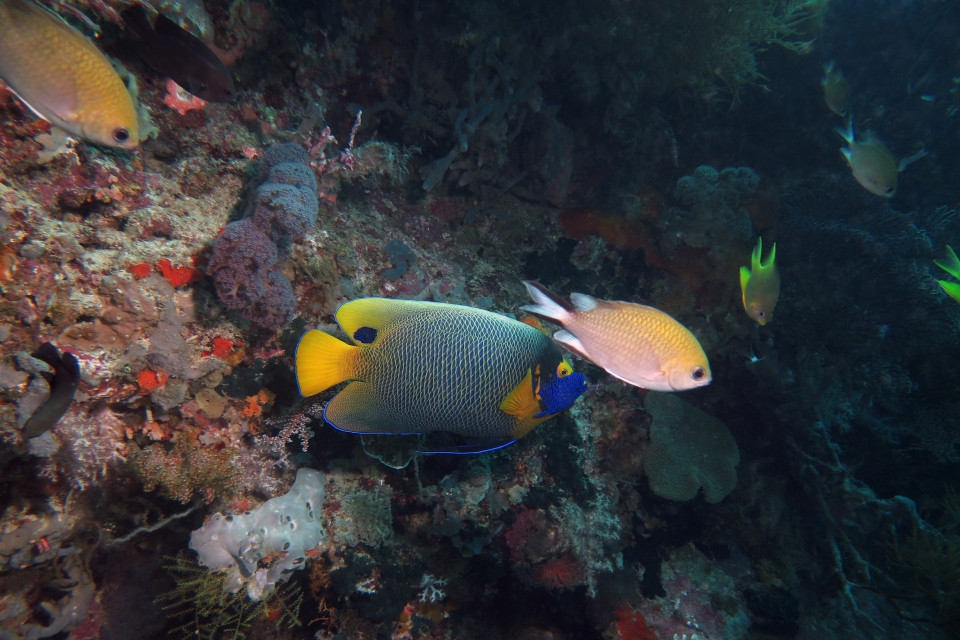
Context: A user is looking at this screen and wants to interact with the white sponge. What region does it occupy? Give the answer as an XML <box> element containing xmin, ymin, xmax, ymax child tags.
<box><xmin>189</xmin><ymin>468</ymin><xmax>327</xmax><ymax>600</ymax></box>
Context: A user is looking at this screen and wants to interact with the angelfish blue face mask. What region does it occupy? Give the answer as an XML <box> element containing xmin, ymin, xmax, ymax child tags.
<box><xmin>535</xmin><ymin>371</ymin><xmax>587</xmax><ymax>417</ymax></box>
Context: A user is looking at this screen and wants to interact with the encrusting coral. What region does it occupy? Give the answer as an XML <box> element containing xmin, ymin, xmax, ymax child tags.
<box><xmin>643</xmin><ymin>392</ymin><xmax>740</xmax><ymax>503</ymax></box>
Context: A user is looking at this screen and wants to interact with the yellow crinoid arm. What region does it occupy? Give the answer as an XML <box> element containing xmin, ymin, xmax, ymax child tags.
<box><xmin>934</xmin><ymin>245</ymin><xmax>960</xmax><ymax>282</ymax></box>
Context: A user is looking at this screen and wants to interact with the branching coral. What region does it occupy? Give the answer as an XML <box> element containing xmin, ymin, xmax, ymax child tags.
<box><xmin>882</xmin><ymin>489</ymin><xmax>960</xmax><ymax>634</ymax></box>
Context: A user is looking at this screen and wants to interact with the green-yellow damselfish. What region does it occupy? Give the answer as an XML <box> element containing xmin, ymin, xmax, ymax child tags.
<box><xmin>295</xmin><ymin>298</ymin><xmax>588</xmax><ymax>453</ymax></box>
<box><xmin>821</xmin><ymin>61</ymin><xmax>851</xmax><ymax>118</ymax></box>
<box><xmin>935</xmin><ymin>245</ymin><xmax>960</xmax><ymax>304</ymax></box>
<box><xmin>835</xmin><ymin>117</ymin><xmax>927</xmax><ymax>198</ymax></box>
<box><xmin>740</xmin><ymin>237</ymin><xmax>779</xmax><ymax>325</ymax></box>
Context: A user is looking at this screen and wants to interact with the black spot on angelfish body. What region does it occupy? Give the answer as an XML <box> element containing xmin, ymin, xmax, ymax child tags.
<box><xmin>354</xmin><ymin>327</ymin><xmax>377</xmax><ymax>344</ymax></box>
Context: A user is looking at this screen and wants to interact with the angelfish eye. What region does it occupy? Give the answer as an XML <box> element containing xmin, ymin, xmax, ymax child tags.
<box><xmin>691</xmin><ymin>367</ymin><xmax>705</xmax><ymax>381</ymax></box>
<box><xmin>112</xmin><ymin>127</ymin><xmax>130</xmax><ymax>143</ymax></box>
<box><xmin>557</xmin><ymin>361</ymin><xmax>572</xmax><ymax>378</ymax></box>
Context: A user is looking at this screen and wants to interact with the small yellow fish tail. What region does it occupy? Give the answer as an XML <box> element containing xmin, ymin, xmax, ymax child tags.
<box><xmin>939</xmin><ymin>280</ymin><xmax>960</xmax><ymax>304</ymax></box>
<box><xmin>934</xmin><ymin>245</ymin><xmax>960</xmax><ymax>281</ymax></box>
<box><xmin>295</xmin><ymin>329</ymin><xmax>359</xmax><ymax>397</ymax></box>
<box><xmin>835</xmin><ymin>117</ymin><xmax>855</xmax><ymax>145</ymax></box>
<box><xmin>750</xmin><ymin>237</ymin><xmax>776</xmax><ymax>275</ymax></box>
<box><xmin>935</xmin><ymin>246</ymin><xmax>960</xmax><ymax>305</ymax></box>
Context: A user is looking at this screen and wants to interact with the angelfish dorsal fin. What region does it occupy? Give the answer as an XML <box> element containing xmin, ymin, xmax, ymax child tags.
<box><xmin>335</xmin><ymin>298</ymin><xmax>435</xmax><ymax>345</ymax></box>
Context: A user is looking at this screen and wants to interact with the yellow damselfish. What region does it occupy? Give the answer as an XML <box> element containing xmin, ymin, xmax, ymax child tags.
<box><xmin>835</xmin><ymin>118</ymin><xmax>927</xmax><ymax>198</ymax></box>
<box><xmin>821</xmin><ymin>61</ymin><xmax>851</xmax><ymax>118</ymax></box>
<box><xmin>295</xmin><ymin>298</ymin><xmax>587</xmax><ymax>453</ymax></box>
<box><xmin>0</xmin><ymin>0</ymin><xmax>138</xmax><ymax>149</ymax></box>
<box><xmin>521</xmin><ymin>282</ymin><xmax>711</xmax><ymax>392</ymax></box>
<box><xmin>934</xmin><ymin>245</ymin><xmax>960</xmax><ymax>304</ymax></box>
<box><xmin>740</xmin><ymin>237</ymin><xmax>780</xmax><ymax>326</ymax></box>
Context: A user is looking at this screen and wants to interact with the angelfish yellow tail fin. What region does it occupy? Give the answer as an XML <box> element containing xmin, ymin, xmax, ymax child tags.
<box><xmin>295</xmin><ymin>330</ymin><xmax>358</xmax><ymax>397</ymax></box>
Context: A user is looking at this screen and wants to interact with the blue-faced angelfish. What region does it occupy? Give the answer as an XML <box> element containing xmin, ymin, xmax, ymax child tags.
<box><xmin>740</xmin><ymin>237</ymin><xmax>779</xmax><ymax>325</ymax></box>
<box><xmin>295</xmin><ymin>298</ymin><xmax>588</xmax><ymax>453</ymax></box>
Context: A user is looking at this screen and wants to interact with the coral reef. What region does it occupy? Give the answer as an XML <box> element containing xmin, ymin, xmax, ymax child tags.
<box><xmin>0</xmin><ymin>1</ymin><xmax>957</xmax><ymax>639</ymax></box>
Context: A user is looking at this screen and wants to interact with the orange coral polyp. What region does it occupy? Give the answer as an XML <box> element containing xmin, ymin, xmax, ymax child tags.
<box><xmin>138</xmin><ymin>369</ymin><xmax>168</xmax><ymax>394</ymax></box>
<box><xmin>157</xmin><ymin>259</ymin><xmax>199</xmax><ymax>287</ymax></box>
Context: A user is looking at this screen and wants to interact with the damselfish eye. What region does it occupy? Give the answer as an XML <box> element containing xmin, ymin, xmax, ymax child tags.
<box><xmin>757</xmin><ymin>310</ymin><xmax>765</xmax><ymax>318</ymax></box>
<box><xmin>112</xmin><ymin>127</ymin><xmax>130</xmax><ymax>143</ymax></box>
<box><xmin>691</xmin><ymin>367</ymin><xmax>705</xmax><ymax>381</ymax></box>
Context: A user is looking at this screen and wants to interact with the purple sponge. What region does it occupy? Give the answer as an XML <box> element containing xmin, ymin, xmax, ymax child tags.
<box><xmin>207</xmin><ymin>144</ymin><xmax>318</xmax><ymax>331</ymax></box>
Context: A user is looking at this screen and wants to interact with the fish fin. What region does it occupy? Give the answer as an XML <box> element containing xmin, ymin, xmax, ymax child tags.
<box><xmin>898</xmin><ymin>148</ymin><xmax>929</xmax><ymax>172</ymax></box>
<box><xmin>751</xmin><ymin>237</ymin><xmax>763</xmax><ymax>270</ymax></box>
<box><xmin>569</xmin><ymin>292</ymin><xmax>599</xmax><ymax>312</ymax></box>
<box><xmin>7</xmin><ymin>83</ymin><xmax>78</xmax><ymax>126</ymax></box>
<box><xmin>120</xmin><ymin>3</ymin><xmax>154</xmax><ymax>38</ymax></box>
<box><xmin>554</xmin><ymin>330</ymin><xmax>590</xmax><ymax>360</ymax></box>
<box><xmin>520</xmin><ymin>281</ymin><xmax>573</xmax><ymax>324</ymax></box>
<box><xmin>499</xmin><ymin>369</ymin><xmax>540</xmax><ymax>418</ymax></box>
<box><xmin>323</xmin><ymin>382</ymin><xmax>401</xmax><ymax>434</ymax></box>
<box><xmin>764</xmin><ymin>242</ymin><xmax>777</xmax><ymax>270</ymax></box>
<box><xmin>510</xmin><ymin>414</ymin><xmax>553</xmax><ymax>439</ymax></box>
<box><xmin>939</xmin><ymin>280</ymin><xmax>960</xmax><ymax>304</ymax></box>
<box><xmin>608</xmin><ymin>367</ymin><xmax>664</xmax><ymax>389</ymax></box>
<box><xmin>295</xmin><ymin>329</ymin><xmax>357</xmax><ymax>397</ymax></box>
<box><xmin>751</xmin><ymin>237</ymin><xmax>776</xmax><ymax>272</ymax></box>
<box><xmin>834</xmin><ymin>117</ymin><xmax>855</xmax><ymax>144</ymax></box>
<box><xmin>839</xmin><ymin>147</ymin><xmax>853</xmax><ymax>166</ymax></box>
<box><xmin>414</xmin><ymin>438</ymin><xmax>517</xmax><ymax>455</ymax></box>
<box><xmin>22</xmin><ymin>345</ymin><xmax>80</xmax><ymax>438</ymax></box>
<box><xmin>521</xmin><ymin>316</ymin><xmax>550</xmax><ymax>335</ymax></box>
<box><xmin>739</xmin><ymin>265</ymin><xmax>751</xmax><ymax>293</ymax></box>
<box><xmin>935</xmin><ymin>246</ymin><xmax>960</xmax><ymax>280</ymax></box>
<box><xmin>32</xmin><ymin>342</ymin><xmax>63</xmax><ymax>369</ymax></box>
<box><xmin>152</xmin><ymin>11</ymin><xmax>186</xmax><ymax>38</ymax></box>
<box><xmin>335</xmin><ymin>298</ymin><xmax>430</xmax><ymax>345</ymax></box>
